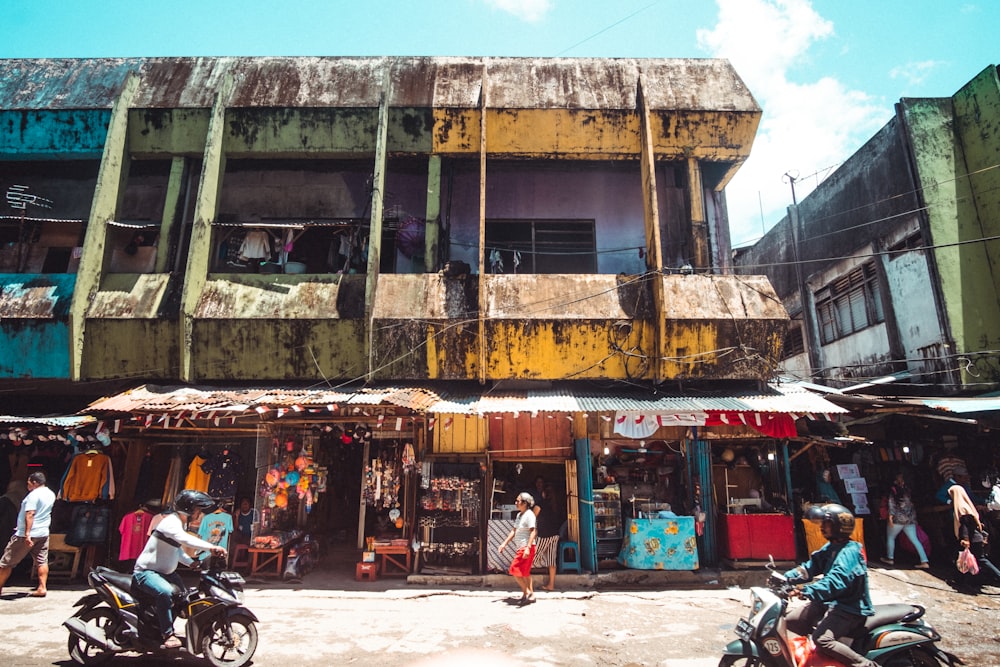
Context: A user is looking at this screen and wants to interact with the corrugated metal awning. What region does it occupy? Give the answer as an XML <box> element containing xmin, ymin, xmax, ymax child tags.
<box><xmin>900</xmin><ymin>396</ymin><xmax>1000</xmax><ymax>414</ymax></box>
<box><xmin>0</xmin><ymin>415</ymin><xmax>96</xmax><ymax>428</ymax></box>
<box><xmin>85</xmin><ymin>382</ymin><xmax>845</xmax><ymax>419</ymax></box>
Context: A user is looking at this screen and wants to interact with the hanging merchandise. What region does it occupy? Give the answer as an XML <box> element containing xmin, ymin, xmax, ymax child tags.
<box><xmin>59</xmin><ymin>449</ymin><xmax>115</xmax><ymax>502</ymax></box>
<box><xmin>258</xmin><ymin>435</ymin><xmax>328</xmax><ymax>518</ymax></box>
<box><xmin>402</xmin><ymin>441</ymin><xmax>418</xmax><ymax>474</ymax></box>
<box><xmin>201</xmin><ymin>448</ymin><xmax>242</xmax><ymax>500</ymax></box>
<box><xmin>363</xmin><ymin>445</ymin><xmax>402</xmax><ymax>510</ymax></box>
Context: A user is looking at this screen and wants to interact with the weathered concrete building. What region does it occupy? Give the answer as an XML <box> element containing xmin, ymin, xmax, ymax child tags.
<box><xmin>1</xmin><ymin>56</ymin><xmax>786</xmax><ymax>390</ymax></box>
<box><xmin>2</xmin><ymin>57</ymin><xmax>847</xmax><ymax>574</ymax></box>
<box><xmin>736</xmin><ymin>64</ymin><xmax>1000</xmax><ymax>395</ymax></box>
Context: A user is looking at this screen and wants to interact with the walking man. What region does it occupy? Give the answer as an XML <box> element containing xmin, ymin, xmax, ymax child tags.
<box><xmin>0</xmin><ymin>471</ymin><xmax>56</xmax><ymax>597</ymax></box>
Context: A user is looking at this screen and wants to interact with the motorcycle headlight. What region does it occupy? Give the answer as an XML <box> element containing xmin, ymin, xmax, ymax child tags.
<box><xmin>761</xmin><ymin>618</ymin><xmax>777</xmax><ymax>636</ymax></box>
<box><xmin>750</xmin><ymin>593</ymin><xmax>764</xmax><ymax>617</ymax></box>
<box><xmin>210</xmin><ymin>585</ymin><xmax>241</xmax><ymax>604</ymax></box>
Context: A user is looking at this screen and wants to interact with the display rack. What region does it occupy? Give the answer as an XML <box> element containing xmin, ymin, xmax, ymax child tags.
<box><xmin>593</xmin><ymin>485</ymin><xmax>623</xmax><ymax>559</ymax></box>
<box><xmin>417</xmin><ymin>462</ymin><xmax>482</xmax><ymax>574</ymax></box>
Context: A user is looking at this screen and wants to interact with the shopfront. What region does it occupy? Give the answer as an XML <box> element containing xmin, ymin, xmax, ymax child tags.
<box><xmin>82</xmin><ymin>381</ymin><xmax>847</xmax><ymax>581</ymax></box>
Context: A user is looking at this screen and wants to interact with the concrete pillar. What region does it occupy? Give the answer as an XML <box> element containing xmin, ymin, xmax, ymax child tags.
<box><xmin>365</xmin><ymin>68</ymin><xmax>391</xmax><ymax>382</ymax></box>
<box><xmin>424</xmin><ymin>154</ymin><xmax>441</xmax><ymax>273</ymax></box>
<box><xmin>69</xmin><ymin>72</ymin><xmax>139</xmax><ymax>380</ymax></box>
<box><xmin>154</xmin><ymin>156</ymin><xmax>188</xmax><ymax>274</ymax></box>
<box><xmin>179</xmin><ymin>74</ymin><xmax>234</xmax><ymax>383</ymax></box>
<box><xmin>688</xmin><ymin>156</ymin><xmax>709</xmax><ymax>269</ymax></box>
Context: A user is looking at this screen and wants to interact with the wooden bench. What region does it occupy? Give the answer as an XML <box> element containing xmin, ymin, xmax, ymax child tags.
<box><xmin>33</xmin><ymin>533</ymin><xmax>83</xmax><ymax>582</ymax></box>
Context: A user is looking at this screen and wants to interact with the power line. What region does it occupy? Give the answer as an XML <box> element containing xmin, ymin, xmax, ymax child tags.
<box><xmin>555</xmin><ymin>2</ymin><xmax>661</xmax><ymax>56</ymax></box>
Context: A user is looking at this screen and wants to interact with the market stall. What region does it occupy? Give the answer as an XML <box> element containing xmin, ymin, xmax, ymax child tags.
<box><xmin>712</xmin><ymin>443</ymin><xmax>797</xmax><ymax>564</ymax></box>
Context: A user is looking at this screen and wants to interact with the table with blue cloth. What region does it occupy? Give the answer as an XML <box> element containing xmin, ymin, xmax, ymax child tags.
<box><xmin>617</xmin><ymin>516</ymin><xmax>699</xmax><ymax>570</ymax></box>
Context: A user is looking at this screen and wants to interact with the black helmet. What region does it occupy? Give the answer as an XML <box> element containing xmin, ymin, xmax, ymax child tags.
<box><xmin>174</xmin><ymin>489</ymin><xmax>217</xmax><ymax>515</ymax></box>
<box><xmin>805</xmin><ymin>502</ymin><xmax>855</xmax><ymax>540</ymax></box>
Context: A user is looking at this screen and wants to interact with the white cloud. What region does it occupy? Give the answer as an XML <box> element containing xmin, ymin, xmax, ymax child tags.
<box><xmin>697</xmin><ymin>0</ymin><xmax>886</xmax><ymax>246</ymax></box>
<box><xmin>889</xmin><ymin>60</ymin><xmax>944</xmax><ymax>87</ymax></box>
<box><xmin>484</xmin><ymin>0</ymin><xmax>552</xmax><ymax>23</ymax></box>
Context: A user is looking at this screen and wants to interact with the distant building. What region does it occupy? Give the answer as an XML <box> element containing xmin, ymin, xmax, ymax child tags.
<box><xmin>736</xmin><ymin>64</ymin><xmax>1000</xmax><ymax>395</ymax></box>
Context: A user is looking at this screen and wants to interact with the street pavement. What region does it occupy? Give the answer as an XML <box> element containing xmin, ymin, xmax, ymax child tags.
<box><xmin>1</xmin><ymin>558</ymin><xmax>997</xmax><ymax>666</ymax></box>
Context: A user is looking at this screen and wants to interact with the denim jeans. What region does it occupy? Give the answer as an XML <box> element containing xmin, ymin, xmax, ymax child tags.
<box><xmin>886</xmin><ymin>522</ymin><xmax>928</xmax><ymax>562</ymax></box>
<box><xmin>132</xmin><ymin>569</ymin><xmax>184</xmax><ymax>639</ymax></box>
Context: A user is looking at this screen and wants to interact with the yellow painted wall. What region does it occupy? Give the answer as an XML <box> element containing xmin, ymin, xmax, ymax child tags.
<box><xmin>190</xmin><ymin>319</ymin><xmax>366</xmax><ymax>381</ymax></box>
<box><xmin>433</xmin><ymin>413</ymin><xmax>486</xmax><ymax>454</ymax></box>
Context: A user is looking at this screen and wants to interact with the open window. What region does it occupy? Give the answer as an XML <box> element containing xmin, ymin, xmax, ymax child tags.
<box><xmin>211</xmin><ymin>219</ymin><xmax>370</xmax><ymax>274</ymax></box>
<box><xmin>485</xmin><ymin>219</ymin><xmax>597</xmax><ymax>274</ymax></box>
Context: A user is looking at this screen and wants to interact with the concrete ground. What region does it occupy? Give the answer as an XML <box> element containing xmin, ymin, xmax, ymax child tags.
<box><xmin>1</xmin><ymin>543</ymin><xmax>997</xmax><ymax>666</ymax></box>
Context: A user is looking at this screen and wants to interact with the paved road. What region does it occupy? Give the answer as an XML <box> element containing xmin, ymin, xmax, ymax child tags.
<box><xmin>2</xmin><ymin>564</ymin><xmax>997</xmax><ymax>666</ymax></box>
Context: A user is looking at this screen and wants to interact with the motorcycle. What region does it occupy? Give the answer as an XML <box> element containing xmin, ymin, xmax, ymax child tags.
<box><xmin>719</xmin><ymin>562</ymin><xmax>962</xmax><ymax>667</ymax></box>
<box><xmin>63</xmin><ymin>556</ymin><xmax>258</xmax><ymax>666</ymax></box>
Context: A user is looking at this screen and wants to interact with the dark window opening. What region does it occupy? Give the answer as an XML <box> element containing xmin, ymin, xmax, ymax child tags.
<box><xmin>485</xmin><ymin>219</ymin><xmax>596</xmax><ymax>274</ymax></box>
<box><xmin>783</xmin><ymin>324</ymin><xmax>805</xmax><ymax>358</ymax></box>
<box><xmin>887</xmin><ymin>232</ymin><xmax>924</xmax><ymax>257</ymax></box>
<box><xmin>815</xmin><ymin>263</ymin><xmax>884</xmax><ymax>345</ymax></box>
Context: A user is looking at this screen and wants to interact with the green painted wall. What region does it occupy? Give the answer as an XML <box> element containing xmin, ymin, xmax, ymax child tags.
<box><xmin>905</xmin><ymin>67</ymin><xmax>1000</xmax><ymax>384</ymax></box>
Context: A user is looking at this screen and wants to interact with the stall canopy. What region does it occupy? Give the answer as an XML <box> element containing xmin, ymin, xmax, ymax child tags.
<box><xmin>0</xmin><ymin>414</ymin><xmax>101</xmax><ymax>446</ymax></box>
<box><xmin>82</xmin><ymin>382</ymin><xmax>846</xmax><ymax>436</ymax></box>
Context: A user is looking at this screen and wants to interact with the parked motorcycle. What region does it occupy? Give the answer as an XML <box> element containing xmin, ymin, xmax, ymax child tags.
<box><xmin>64</xmin><ymin>557</ymin><xmax>258</xmax><ymax>666</ymax></box>
<box><xmin>719</xmin><ymin>563</ymin><xmax>962</xmax><ymax>666</ymax></box>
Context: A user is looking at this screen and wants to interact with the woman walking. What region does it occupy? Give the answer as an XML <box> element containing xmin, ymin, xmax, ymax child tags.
<box><xmin>881</xmin><ymin>472</ymin><xmax>929</xmax><ymax>569</ymax></box>
<box><xmin>498</xmin><ymin>492</ymin><xmax>537</xmax><ymax>606</ymax></box>
<box><xmin>950</xmin><ymin>483</ymin><xmax>1000</xmax><ymax>584</ymax></box>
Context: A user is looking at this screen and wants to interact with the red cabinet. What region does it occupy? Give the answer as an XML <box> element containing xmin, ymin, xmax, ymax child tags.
<box><xmin>718</xmin><ymin>513</ymin><xmax>796</xmax><ymax>561</ymax></box>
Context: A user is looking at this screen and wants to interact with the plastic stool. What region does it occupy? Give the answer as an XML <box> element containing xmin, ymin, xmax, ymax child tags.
<box><xmin>355</xmin><ymin>562</ymin><xmax>379</xmax><ymax>582</ymax></box>
<box><xmin>557</xmin><ymin>541</ymin><xmax>582</xmax><ymax>574</ymax></box>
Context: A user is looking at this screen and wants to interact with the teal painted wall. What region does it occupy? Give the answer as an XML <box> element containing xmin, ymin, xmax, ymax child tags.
<box><xmin>0</xmin><ymin>109</ymin><xmax>110</xmax><ymax>159</ymax></box>
<box><xmin>0</xmin><ymin>273</ymin><xmax>76</xmax><ymax>378</ymax></box>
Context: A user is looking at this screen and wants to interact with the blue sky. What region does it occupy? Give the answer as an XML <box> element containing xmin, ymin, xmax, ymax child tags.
<box><xmin>3</xmin><ymin>0</ymin><xmax>997</xmax><ymax>246</ymax></box>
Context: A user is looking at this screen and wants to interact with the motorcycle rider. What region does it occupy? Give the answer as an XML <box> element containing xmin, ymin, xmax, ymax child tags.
<box><xmin>783</xmin><ymin>503</ymin><xmax>876</xmax><ymax>667</ymax></box>
<box><xmin>133</xmin><ymin>489</ymin><xmax>227</xmax><ymax>650</ymax></box>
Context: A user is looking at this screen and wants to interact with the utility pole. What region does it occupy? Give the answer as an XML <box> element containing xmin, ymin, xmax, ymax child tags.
<box><xmin>783</xmin><ymin>171</ymin><xmax>799</xmax><ymax>206</ymax></box>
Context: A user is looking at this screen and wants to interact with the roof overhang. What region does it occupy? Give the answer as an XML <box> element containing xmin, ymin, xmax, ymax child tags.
<box><xmin>83</xmin><ymin>382</ymin><xmax>846</xmax><ymax>437</ymax></box>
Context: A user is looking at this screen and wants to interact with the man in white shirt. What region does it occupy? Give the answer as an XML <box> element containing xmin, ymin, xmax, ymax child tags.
<box><xmin>133</xmin><ymin>489</ymin><xmax>226</xmax><ymax>649</ymax></box>
<box><xmin>0</xmin><ymin>471</ymin><xmax>56</xmax><ymax>597</ymax></box>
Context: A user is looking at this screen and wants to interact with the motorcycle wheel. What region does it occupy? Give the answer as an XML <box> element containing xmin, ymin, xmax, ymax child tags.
<box><xmin>718</xmin><ymin>657</ymin><xmax>773</xmax><ymax>667</ymax></box>
<box><xmin>881</xmin><ymin>647</ymin><xmax>947</xmax><ymax>666</ymax></box>
<box><xmin>201</xmin><ymin>612</ymin><xmax>259</xmax><ymax>667</ymax></box>
<box><xmin>67</xmin><ymin>607</ymin><xmax>117</xmax><ymax>666</ymax></box>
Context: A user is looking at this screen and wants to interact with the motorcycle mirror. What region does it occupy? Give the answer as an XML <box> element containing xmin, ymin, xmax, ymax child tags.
<box><xmin>767</xmin><ymin>554</ymin><xmax>776</xmax><ymax>571</ymax></box>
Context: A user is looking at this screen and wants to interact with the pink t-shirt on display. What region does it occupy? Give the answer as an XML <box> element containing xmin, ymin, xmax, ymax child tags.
<box><xmin>118</xmin><ymin>510</ymin><xmax>154</xmax><ymax>560</ymax></box>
